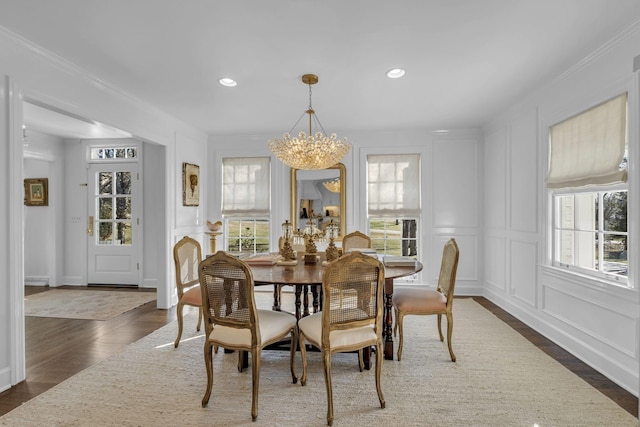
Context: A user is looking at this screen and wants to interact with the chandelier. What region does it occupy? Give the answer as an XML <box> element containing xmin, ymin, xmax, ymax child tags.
<box><xmin>269</xmin><ymin>74</ymin><xmax>351</xmax><ymax>170</ymax></box>
<box><xmin>322</xmin><ymin>179</ymin><xmax>340</xmax><ymax>193</ymax></box>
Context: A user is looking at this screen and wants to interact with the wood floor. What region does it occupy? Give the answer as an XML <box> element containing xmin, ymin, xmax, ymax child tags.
<box><xmin>0</xmin><ymin>287</ymin><xmax>637</xmax><ymax>418</ymax></box>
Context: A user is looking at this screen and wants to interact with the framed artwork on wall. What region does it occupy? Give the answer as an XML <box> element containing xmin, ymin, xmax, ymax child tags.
<box><xmin>182</xmin><ymin>162</ymin><xmax>200</xmax><ymax>206</ymax></box>
<box><xmin>24</xmin><ymin>178</ymin><xmax>48</xmax><ymax>206</ymax></box>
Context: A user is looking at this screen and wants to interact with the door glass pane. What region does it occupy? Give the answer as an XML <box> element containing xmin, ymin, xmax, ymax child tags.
<box><xmin>115</xmin><ymin>196</ymin><xmax>131</xmax><ymax>219</ymax></box>
<box><xmin>116</xmin><ymin>222</ymin><xmax>132</xmax><ymax>245</ymax></box>
<box><xmin>99</xmin><ymin>198</ymin><xmax>113</xmax><ymax>220</ymax></box>
<box><xmin>115</xmin><ymin>148</ymin><xmax>126</xmax><ymax>158</ymax></box>
<box><xmin>116</xmin><ymin>172</ymin><xmax>131</xmax><ymax>195</ymax></box>
<box><xmin>98</xmin><ymin>222</ymin><xmax>113</xmax><ymax>245</ymax></box>
<box><xmin>99</xmin><ymin>172</ymin><xmax>113</xmax><ymax>195</ymax></box>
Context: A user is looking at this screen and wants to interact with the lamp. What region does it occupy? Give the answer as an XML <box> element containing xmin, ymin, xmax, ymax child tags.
<box><xmin>269</xmin><ymin>74</ymin><xmax>351</xmax><ymax>170</ymax></box>
<box><xmin>324</xmin><ymin>220</ymin><xmax>340</xmax><ymax>262</ymax></box>
<box><xmin>322</xmin><ymin>178</ymin><xmax>340</xmax><ymax>193</ymax></box>
<box><xmin>280</xmin><ymin>220</ymin><xmax>296</xmax><ymax>261</ymax></box>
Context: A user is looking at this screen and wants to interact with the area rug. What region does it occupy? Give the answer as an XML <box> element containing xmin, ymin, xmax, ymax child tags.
<box><xmin>24</xmin><ymin>289</ymin><xmax>156</xmax><ymax>321</ymax></box>
<box><xmin>2</xmin><ymin>297</ymin><xmax>636</xmax><ymax>426</ymax></box>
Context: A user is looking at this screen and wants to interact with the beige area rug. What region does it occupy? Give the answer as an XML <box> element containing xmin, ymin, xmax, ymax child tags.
<box><xmin>24</xmin><ymin>289</ymin><xmax>156</xmax><ymax>320</ymax></box>
<box><xmin>3</xmin><ymin>295</ymin><xmax>636</xmax><ymax>426</ymax></box>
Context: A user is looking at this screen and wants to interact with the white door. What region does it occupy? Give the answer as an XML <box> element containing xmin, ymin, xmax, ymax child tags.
<box><xmin>87</xmin><ymin>162</ymin><xmax>140</xmax><ymax>285</ymax></box>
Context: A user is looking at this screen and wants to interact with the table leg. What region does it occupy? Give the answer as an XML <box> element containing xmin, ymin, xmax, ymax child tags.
<box><xmin>303</xmin><ymin>285</ymin><xmax>310</xmax><ymax>317</ymax></box>
<box><xmin>294</xmin><ymin>285</ymin><xmax>302</xmax><ymax>320</ymax></box>
<box><xmin>383</xmin><ymin>278</ymin><xmax>394</xmax><ymax>360</ymax></box>
<box><xmin>272</xmin><ymin>285</ymin><xmax>281</xmax><ymax>311</ymax></box>
<box><xmin>311</xmin><ymin>285</ymin><xmax>320</xmax><ymax>313</ymax></box>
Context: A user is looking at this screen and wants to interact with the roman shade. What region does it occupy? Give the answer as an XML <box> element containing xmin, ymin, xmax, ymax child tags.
<box><xmin>546</xmin><ymin>93</ymin><xmax>627</xmax><ymax>190</ymax></box>
<box><xmin>367</xmin><ymin>154</ymin><xmax>420</xmax><ymax>217</ymax></box>
<box><xmin>222</xmin><ymin>157</ymin><xmax>270</xmax><ymax>217</ymax></box>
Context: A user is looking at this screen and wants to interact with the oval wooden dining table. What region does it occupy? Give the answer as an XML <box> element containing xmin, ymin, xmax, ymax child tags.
<box><xmin>249</xmin><ymin>253</ymin><xmax>423</xmax><ymax>362</ymax></box>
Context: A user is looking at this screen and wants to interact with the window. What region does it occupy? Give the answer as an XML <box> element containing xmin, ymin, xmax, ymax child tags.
<box><xmin>547</xmin><ymin>93</ymin><xmax>629</xmax><ymax>285</ymax></box>
<box><xmin>90</xmin><ymin>146</ymin><xmax>137</xmax><ymax>160</ymax></box>
<box><xmin>367</xmin><ymin>154</ymin><xmax>420</xmax><ymax>257</ymax></box>
<box><xmin>553</xmin><ymin>190</ymin><xmax>628</xmax><ymax>279</ymax></box>
<box><xmin>226</xmin><ymin>219</ymin><xmax>270</xmax><ymax>253</ymax></box>
<box><xmin>221</xmin><ymin>157</ymin><xmax>270</xmax><ymax>254</ymax></box>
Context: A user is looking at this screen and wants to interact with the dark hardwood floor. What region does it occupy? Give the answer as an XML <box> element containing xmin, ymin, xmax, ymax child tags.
<box><xmin>0</xmin><ymin>289</ymin><xmax>637</xmax><ymax>418</ymax></box>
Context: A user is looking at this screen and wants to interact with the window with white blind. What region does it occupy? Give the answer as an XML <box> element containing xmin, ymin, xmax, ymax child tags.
<box><xmin>547</xmin><ymin>93</ymin><xmax>629</xmax><ymax>285</ymax></box>
<box><xmin>367</xmin><ymin>154</ymin><xmax>420</xmax><ymax>258</ymax></box>
<box><xmin>222</xmin><ymin>157</ymin><xmax>270</xmax><ymax>254</ymax></box>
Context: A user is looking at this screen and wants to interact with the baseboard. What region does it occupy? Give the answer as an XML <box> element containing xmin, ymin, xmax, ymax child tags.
<box><xmin>24</xmin><ymin>276</ymin><xmax>49</xmax><ymax>286</ymax></box>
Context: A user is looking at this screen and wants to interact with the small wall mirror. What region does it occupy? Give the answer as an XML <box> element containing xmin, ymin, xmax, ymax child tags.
<box><xmin>290</xmin><ymin>163</ymin><xmax>346</xmax><ymax>237</ymax></box>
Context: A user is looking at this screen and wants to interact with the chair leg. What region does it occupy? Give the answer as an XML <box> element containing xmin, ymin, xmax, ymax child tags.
<box><xmin>299</xmin><ymin>333</ymin><xmax>308</xmax><ymax>386</ymax></box>
<box><xmin>396</xmin><ymin>312</ymin><xmax>404</xmax><ymax>361</ymax></box>
<box><xmin>375</xmin><ymin>342</ymin><xmax>385</xmax><ymax>409</ymax></box>
<box><xmin>322</xmin><ymin>350</ymin><xmax>334</xmax><ymax>426</ymax></box>
<box><xmin>289</xmin><ymin>327</ymin><xmax>298</xmax><ymax>384</ymax></box>
<box><xmin>201</xmin><ymin>340</ymin><xmax>214</xmax><ymax>407</ymax></box>
<box><xmin>196</xmin><ymin>306</ymin><xmax>203</xmax><ymax>332</ymax></box>
<box><xmin>437</xmin><ymin>314</ymin><xmax>444</xmax><ymax>341</ymax></box>
<box><xmin>446</xmin><ymin>312</ymin><xmax>456</xmax><ymax>362</ymax></box>
<box><xmin>358</xmin><ymin>349</ymin><xmax>364</xmax><ymax>372</ymax></box>
<box><xmin>174</xmin><ymin>302</ymin><xmax>184</xmax><ymax>348</ymax></box>
<box><xmin>251</xmin><ymin>348</ymin><xmax>260</xmax><ymax>421</ymax></box>
<box><xmin>393</xmin><ymin>307</ymin><xmax>399</xmax><ymax>337</ymax></box>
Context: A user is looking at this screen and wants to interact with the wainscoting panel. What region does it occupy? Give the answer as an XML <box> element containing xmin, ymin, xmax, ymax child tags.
<box><xmin>542</xmin><ymin>284</ymin><xmax>637</xmax><ymax>358</ymax></box>
<box><xmin>509</xmin><ymin>111</ymin><xmax>538</xmax><ymax>234</ymax></box>
<box><xmin>485</xmin><ymin>235</ymin><xmax>506</xmax><ymax>292</ymax></box>
<box><xmin>484</xmin><ymin>128</ymin><xmax>507</xmax><ymax>229</ymax></box>
<box><xmin>509</xmin><ymin>240</ymin><xmax>537</xmax><ymax>307</ymax></box>
<box><xmin>432</xmin><ymin>139</ymin><xmax>478</xmax><ymax>228</ymax></box>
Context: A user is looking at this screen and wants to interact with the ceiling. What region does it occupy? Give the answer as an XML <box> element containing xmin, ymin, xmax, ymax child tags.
<box><xmin>3</xmin><ymin>0</ymin><xmax>640</xmax><ymax>139</ymax></box>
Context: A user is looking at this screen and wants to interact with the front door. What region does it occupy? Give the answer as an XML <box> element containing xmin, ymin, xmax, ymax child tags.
<box><xmin>87</xmin><ymin>162</ymin><xmax>140</xmax><ymax>285</ymax></box>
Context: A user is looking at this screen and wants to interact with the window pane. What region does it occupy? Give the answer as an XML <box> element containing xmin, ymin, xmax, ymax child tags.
<box><xmin>602</xmin><ymin>234</ymin><xmax>627</xmax><ymax>276</ymax></box>
<box><xmin>99</xmin><ymin>198</ymin><xmax>112</xmax><ymax>220</ymax></box>
<box><xmin>116</xmin><ymin>222</ymin><xmax>132</xmax><ymax>245</ymax></box>
<box><xmin>98</xmin><ymin>172</ymin><xmax>112</xmax><ymax>195</ymax></box>
<box><xmin>557</xmin><ymin>229</ymin><xmax>574</xmax><ymax>264</ymax></box>
<box><xmin>574</xmin><ymin>193</ymin><xmax>595</xmax><ymax>231</ymax></box>
<box><xmin>603</xmin><ymin>192</ymin><xmax>627</xmax><ymax>232</ymax></box>
<box><xmin>98</xmin><ymin>222</ymin><xmax>113</xmax><ymax>244</ymax></box>
<box><xmin>557</xmin><ymin>195</ymin><xmax>574</xmax><ymax>228</ymax></box>
<box><xmin>115</xmin><ymin>196</ymin><xmax>131</xmax><ymax>219</ymax></box>
<box><xmin>575</xmin><ymin>231</ymin><xmax>595</xmax><ymax>270</ymax></box>
<box><xmin>116</xmin><ymin>172</ymin><xmax>131</xmax><ymax>195</ymax></box>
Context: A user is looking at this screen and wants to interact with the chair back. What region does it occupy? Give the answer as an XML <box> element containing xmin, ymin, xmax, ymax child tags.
<box><xmin>321</xmin><ymin>251</ymin><xmax>385</xmax><ymax>347</ymax></box>
<box><xmin>198</xmin><ymin>251</ymin><xmax>260</xmax><ymax>345</ymax></box>
<box><xmin>437</xmin><ymin>238</ymin><xmax>460</xmax><ymax>305</ymax></box>
<box><xmin>173</xmin><ymin>236</ymin><xmax>202</xmax><ymax>298</ymax></box>
<box><xmin>341</xmin><ymin>231</ymin><xmax>372</xmax><ymax>253</ymax></box>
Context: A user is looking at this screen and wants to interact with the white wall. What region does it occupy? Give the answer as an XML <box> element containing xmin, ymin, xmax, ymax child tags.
<box><xmin>0</xmin><ymin>27</ymin><xmax>207</xmax><ymax>392</ymax></box>
<box><xmin>23</xmin><ymin>131</ymin><xmax>65</xmax><ymax>286</ymax></box>
<box><xmin>208</xmin><ymin>128</ymin><xmax>483</xmax><ymax>294</ymax></box>
<box><xmin>484</xmin><ymin>22</ymin><xmax>640</xmax><ymax>395</ymax></box>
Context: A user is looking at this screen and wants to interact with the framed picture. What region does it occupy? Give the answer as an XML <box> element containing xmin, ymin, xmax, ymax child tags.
<box><xmin>24</xmin><ymin>178</ymin><xmax>49</xmax><ymax>206</ymax></box>
<box><xmin>182</xmin><ymin>162</ymin><xmax>200</xmax><ymax>206</ymax></box>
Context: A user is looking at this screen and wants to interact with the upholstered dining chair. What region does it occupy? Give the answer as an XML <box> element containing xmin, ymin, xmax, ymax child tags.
<box><xmin>172</xmin><ymin>236</ymin><xmax>203</xmax><ymax>348</ymax></box>
<box><xmin>298</xmin><ymin>251</ymin><xmax>385</xmax><ymax>426</ymax></box>
<box><xmin>198</xmin><ymin>251</ymin><xmax>298</xmax><ymax>421</ymax></box>
<box><xmin>392</xmin><ymin>238</ymin><xmax>460</xmax><ymax>362</ymax></box>
<box><xmin>341</xmin><ymin>230</ymin><xmax>372</xmax><ymax>253</ymax></box>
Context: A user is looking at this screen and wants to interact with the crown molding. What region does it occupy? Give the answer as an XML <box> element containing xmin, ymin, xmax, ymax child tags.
<box><xmin>552</xmin><ymin>19</ymin><xmax>640</xmax><ymax>84</ymax></box>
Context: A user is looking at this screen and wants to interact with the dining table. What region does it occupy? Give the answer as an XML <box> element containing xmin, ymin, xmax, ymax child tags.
<box><xmin>248</xmin><ymin>252</ymin><xmax>423</xmax><ymax>365</ymax></box>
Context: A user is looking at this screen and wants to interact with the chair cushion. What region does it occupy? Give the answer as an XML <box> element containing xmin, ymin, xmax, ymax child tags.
<box><xmin>298</xmin><ymin>312</ymin><xmax>377</xmax><ymax>351</ymax></box>
<box><xmin>181</xmin><ymin>285</ymin><xmax>202</xmax><ymax>306</ymax></box>
<box><xmin>392</xmin><ymin>288</ymin><xmax>447</xmax><ymax>314</ymax></box>
<box><xmin>209</xmin><ymin>309</ymin><xmax>296</xmax><ymax>348</ymax></box>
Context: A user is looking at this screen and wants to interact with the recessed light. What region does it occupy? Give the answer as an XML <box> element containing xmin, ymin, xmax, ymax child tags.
<box><xmin>386</xmin><ymin>68</ymin><xmax>406</xmax><ymax>79</ymax></box>
<box><xmin>218</xmin><ymin>77</ymin><xmax>237</xmax><ymax>87</ymax></box>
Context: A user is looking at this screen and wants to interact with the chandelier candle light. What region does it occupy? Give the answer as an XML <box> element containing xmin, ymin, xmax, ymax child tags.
<box><xmin>269</xmin><ymin>74</ymin><xmax>352</xmax><ymax>170</ymax></box>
